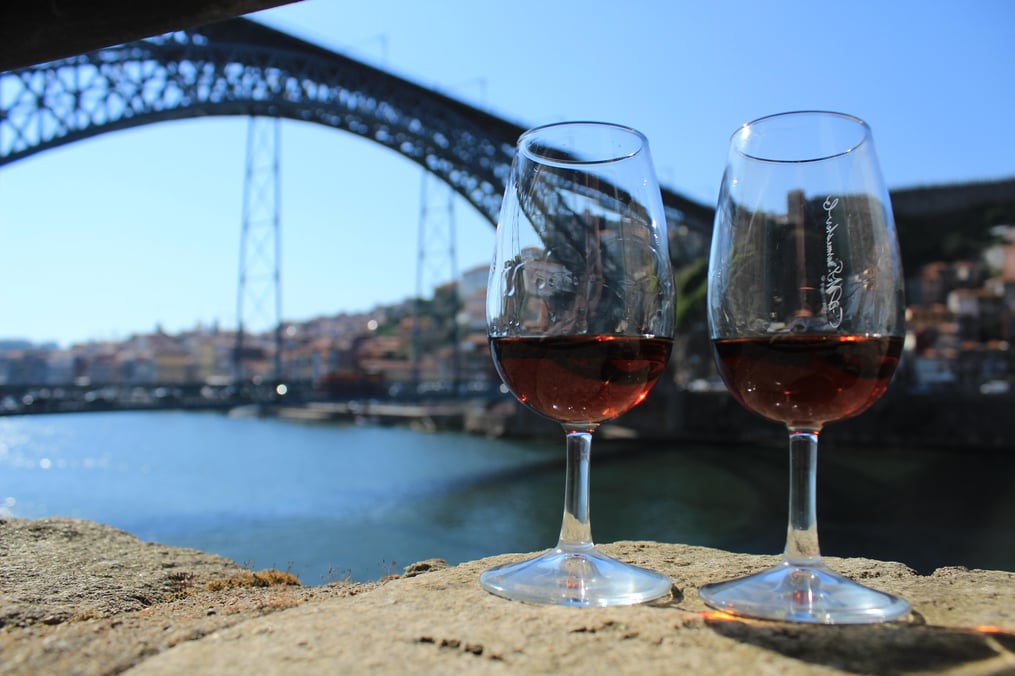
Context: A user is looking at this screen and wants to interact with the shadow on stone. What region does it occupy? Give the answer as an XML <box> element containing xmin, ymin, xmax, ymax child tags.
<box><xmin>702</xmin><ymin>614</ymin><xmax>1015</xmax><ymax>674</ymax></box>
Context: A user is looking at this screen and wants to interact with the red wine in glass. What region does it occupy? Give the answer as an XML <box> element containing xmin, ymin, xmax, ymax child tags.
<box><xmin>491</xmin><ymin>335</ymin><xmax>672</xmax><ymax>425</ymax></box>
<box><xmin>713</xmin><ymin>335</ymin><xmax>902</xmax><ymax>429</ymax></box>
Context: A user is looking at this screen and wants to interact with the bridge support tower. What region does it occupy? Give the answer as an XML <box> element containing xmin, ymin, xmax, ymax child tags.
<box><xmin>235</xmin><ymin>116</ymin><xmax>283</xmax><ymax>382</ymax></box>
<box><xmin>413</xmin><ymin>172</ymin><xmax>461</xmax><ymax>394</ymax></box>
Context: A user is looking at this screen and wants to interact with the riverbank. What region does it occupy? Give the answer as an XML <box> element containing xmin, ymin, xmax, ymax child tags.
<box><xmin>5</xmin><ymin>382</ymin><xmax>1012</xmax><ymax>451</ymax></box>
<box><xmin>3</xmin><ymin>516</ymin><xmax>1014</xmax><ymax>674</ymax></box>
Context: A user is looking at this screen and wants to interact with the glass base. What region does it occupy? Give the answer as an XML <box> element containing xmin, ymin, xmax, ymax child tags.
<box><xmin>479</xmin><ymin>544</ymin><xmax>672</xmax><ymax>607</ymax></box>
<box><xmin>699</xmin><ymin>559</ymin><xmax>911</xmax><ymax>624</ymax></box>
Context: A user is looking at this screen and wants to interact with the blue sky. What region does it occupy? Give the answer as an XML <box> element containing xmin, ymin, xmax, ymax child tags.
<box><xmin>1</xmin><ymin>0</ymin><xmax>1012</xmax><ymax>347</ymax></box>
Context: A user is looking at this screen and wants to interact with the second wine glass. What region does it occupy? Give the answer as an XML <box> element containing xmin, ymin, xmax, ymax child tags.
<box><xmin>701</xmin><ymin>111</ymin><xmax>911</xmax><ymax>623</ymax></box>
<box><xmin>482</xmin><ymin>121</ymin><xmax>676</xmax><ymax>606</ymax></box>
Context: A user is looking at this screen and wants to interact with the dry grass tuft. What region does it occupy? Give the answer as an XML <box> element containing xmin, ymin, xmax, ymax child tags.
<box><xmin>205</xmin><ymin>569</ymin><xmax>302</xmax><ymax>591</ymax></box>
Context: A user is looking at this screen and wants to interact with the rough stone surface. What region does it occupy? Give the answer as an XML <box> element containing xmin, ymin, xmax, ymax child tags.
<box><xmin>1</xmin><ymin>517</ymin><xmax>248</xmax><ymax>628</ymax></box>
<box><xmin>3</xmin><ymin>517</ymin><xmax>1015</xmax><ymax>674</ymax></box>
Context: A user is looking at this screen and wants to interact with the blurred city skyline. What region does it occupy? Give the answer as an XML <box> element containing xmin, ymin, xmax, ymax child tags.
<box><xmin>1</xmin><ymin>0</ymin><xmax>1012</xmax><ymax>347</ymax></box>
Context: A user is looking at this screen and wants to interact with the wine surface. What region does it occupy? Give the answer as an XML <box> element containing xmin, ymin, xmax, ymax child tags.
<box><xmin>713</xmin><ymin>334</ymin><xmax>902</xmax><ymax>429</ymax></box>
<box><xmin>490</xmin><ymin>335</ymin><xmax>672</xmax><ymax>425</ymax></box>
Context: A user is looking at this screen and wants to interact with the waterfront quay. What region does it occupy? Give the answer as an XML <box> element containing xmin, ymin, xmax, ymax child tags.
<box><xmin>232</xmin><ymin>385</ymin><xmax>1015</xmax><ymax>451</ymax></box>
<box><xmin>0</xmin><ymin>380</ymin><xmax>251</xmax><ymax>416</ymax></box>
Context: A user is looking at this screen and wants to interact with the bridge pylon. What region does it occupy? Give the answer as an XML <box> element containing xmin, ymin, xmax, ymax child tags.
<box><xmin>413</xmin><ymin>172</ymin><xmax>460</xmax><ymax>394</ymax></box>
<box><xmin>235</xmin><ymin>115</ymin><xmax>283</xmax><ymax>382</ymax></box>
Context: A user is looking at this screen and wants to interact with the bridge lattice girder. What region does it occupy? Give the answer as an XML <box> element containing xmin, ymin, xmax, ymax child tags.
<box><xmin>0</xmin><ymin>17</ymin><xmax>712</xmax><ymax>242</ymax></box>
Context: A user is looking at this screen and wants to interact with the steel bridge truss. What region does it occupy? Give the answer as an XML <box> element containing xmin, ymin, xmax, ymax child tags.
<box><xmin>0</xmin><ymin>17</ymin><xmax>712</xmax><ymax>240</ymax></box>
<box><xmin>0</xmin><ymin>17</ymin><xmax>527</xmax><ymax>227</ymax></box>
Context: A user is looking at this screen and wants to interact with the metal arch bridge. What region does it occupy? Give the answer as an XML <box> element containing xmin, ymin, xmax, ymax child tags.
<box><xmin>0</xmin><ymin>16</ymin><xmax>713</xmax><ymax>244</ymax></box>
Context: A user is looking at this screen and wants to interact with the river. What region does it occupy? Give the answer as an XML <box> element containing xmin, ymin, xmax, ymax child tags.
<box><xmin>2</xmin><ymin>410</ymin><xmax>1013</xmax><ymax>583</ymax></box>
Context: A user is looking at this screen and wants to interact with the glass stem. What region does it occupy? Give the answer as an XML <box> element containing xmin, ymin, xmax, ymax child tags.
<box><xmin>784</xmin><ymin>429</ymin><xmax>822</xmax><ymax>565</ymax></box>
<box><xmin>558</xmin><ymin>429</ymin><xmax>594</xmax><ymax>549</ymax></box>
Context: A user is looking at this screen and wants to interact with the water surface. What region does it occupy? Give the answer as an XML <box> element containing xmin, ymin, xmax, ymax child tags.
<box><xmin>2</xmin><ymin>410</ymin><xmax>1012</xmax><ymax>583</ymax></box>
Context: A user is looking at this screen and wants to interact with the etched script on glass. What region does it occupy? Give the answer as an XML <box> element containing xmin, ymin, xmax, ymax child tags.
<box><xmin>821</xmin><ymin>196</ymin><xmax>843</xmax><ymax>329</ymax></box>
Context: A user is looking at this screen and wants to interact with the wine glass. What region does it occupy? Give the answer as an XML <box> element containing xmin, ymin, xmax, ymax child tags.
<box><xmin>701</xmin><ymin>111</ymin><xmax>911</xmax><ymax>623</ymax></box>
<box><xmin>482</xmin><ymin>121</ymin><xmax>676</xmax><ymax>606</ymax></box>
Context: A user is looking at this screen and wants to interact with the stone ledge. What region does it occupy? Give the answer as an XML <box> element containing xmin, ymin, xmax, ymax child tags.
<box><xmin>2</xmin><ymin>517</ymin><xmax>1015</xmax><ymax>674</ymax></box>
